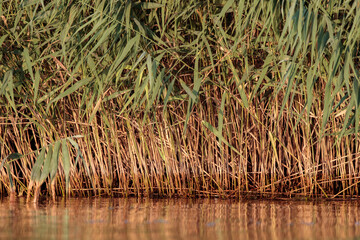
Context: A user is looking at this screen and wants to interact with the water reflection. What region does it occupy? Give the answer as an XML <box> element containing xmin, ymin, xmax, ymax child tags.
<box><xmin>0</xmin><ymin>197</ymin><xmax>360</xmax><ymax>240</ymax></box>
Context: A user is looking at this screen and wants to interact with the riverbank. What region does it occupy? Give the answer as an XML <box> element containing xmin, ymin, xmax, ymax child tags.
<box><xmin>1</xmin><ymin>1</ymin><xmax>360</xmax><ymax>200</ymax></box>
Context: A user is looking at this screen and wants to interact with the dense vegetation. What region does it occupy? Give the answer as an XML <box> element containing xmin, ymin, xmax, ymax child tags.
<box><xmin>1</xmin><ymin>0</ymin><xmax>360</xmax><ymax>201</ymax></box>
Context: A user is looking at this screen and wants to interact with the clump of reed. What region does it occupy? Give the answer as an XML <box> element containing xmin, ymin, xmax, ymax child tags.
<box><xmin>1</xmin><ymin>0</ymin><xmax>360</xmax><ymax>200</ymax></box>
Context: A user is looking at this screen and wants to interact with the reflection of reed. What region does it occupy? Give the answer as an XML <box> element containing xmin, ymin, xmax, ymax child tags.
<box><xmin>0</xmin><ymin>198</ymin><xmax>360</xmax><ymax>240</ymax></box>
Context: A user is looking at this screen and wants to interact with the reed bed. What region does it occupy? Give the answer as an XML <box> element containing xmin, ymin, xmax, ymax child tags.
<box><xmin>1</xmin><ymin>0</ymin><xmax>360</xmax><ymax>200</ymax></box>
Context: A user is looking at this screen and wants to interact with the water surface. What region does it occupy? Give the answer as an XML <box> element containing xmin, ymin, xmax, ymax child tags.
<box><xmin>1</xmin><ymin>197</ymin><xmax>360</xmax><ymax>240</ymax></box>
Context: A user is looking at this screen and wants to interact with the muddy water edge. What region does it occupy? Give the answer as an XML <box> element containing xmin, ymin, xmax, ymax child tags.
<box><xmin>1</xmin><ymin>197</ymin><xmax>360</xmax><ymax>240</ymax></box>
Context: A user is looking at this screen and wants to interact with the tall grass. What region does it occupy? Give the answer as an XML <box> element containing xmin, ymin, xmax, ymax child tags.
<box><xmin>1</xmin><ymin>0</ymin><xmax>360</xmax><ymax>200</ymax></box>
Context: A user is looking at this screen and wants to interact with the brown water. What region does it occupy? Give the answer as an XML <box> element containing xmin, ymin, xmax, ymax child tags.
<box><xmin>1</xmin><ymin>197</ymin><xmax>360</xmax><ymax>240</ymax></box>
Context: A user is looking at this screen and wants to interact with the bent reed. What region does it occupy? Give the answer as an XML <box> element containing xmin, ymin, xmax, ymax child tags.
<box><xmin>1</xmin><ymin>0</ymin><xmax>360</xmax><ymax>200</ymax></box>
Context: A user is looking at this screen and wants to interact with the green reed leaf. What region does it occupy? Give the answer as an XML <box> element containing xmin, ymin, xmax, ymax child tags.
<box><xmin>22</xmin><ymin>48</ymin><xmax>34</xmax><ymax>82</ymax></box>
<box><xmin>62</xmin><ymin>139</ymin><xmax>71</xmax><ymax>196</ymax></box>
<box><xmin>31</xmin><ymin>147</ymin><xmax>46</xmax><ymax>182</ymax></box>
<box><xmin>50</xmin><ymin>141</ymin><xmax>61</xmax><ymax>182</ymax></box>
<box><xmin>39</xmin><ymin>145</ymin><xmax>53</xmax><ymax>183</ymax></box>
<box><xmin>6</xmin><ymin>163</ymin><xmax>14</xmax><ymax>191</ymax></box>
<box><xmin>34</xmin><ymin>69</ymin><xmax>40</xmax><ymax>104</ymax></box>
<box><xmin>47</xmin><ymin>77</ymin><xmax>92</xmax><ymax>111</ymax></box>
